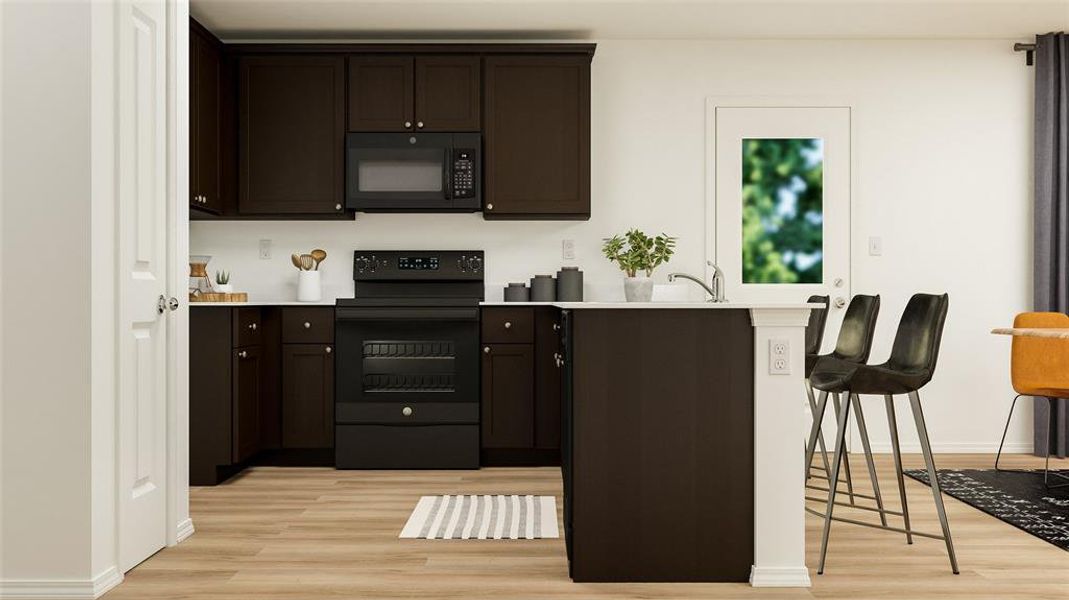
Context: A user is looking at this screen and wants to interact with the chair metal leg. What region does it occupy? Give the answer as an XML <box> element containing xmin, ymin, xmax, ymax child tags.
<box><xmin>908</xmin><ymin>391</ymin><xmax>959</xmax><ymax>574</ymax></box>
<box><xmin>805</xmin><ymin>381</ymin><xmax>833</xmax><ymax>480</ymax></box>
<box><xmin>995</xmin><ymin>395</ymin><xmax>1069</xmax><ymax>488</ymax></box>
<box><xmin>851</xmin><ymin>393</ymin><xmax>888</xmax><ymax>527</ymax></box>
<box><xmin>884</xmin><ymin>394</ymin><xmax>913</xmax><ymax>544</ymax></box>
<box><xmin>994</xmin><ymin>394</ymin><xmax>1024</xmax><ymax>472</ymax></box>
<box><xmin>831</xmin><ymin>391</ymin><xmax>856</xmax><ymax>504</ymax></box>
<box><xmin>818</xmin><ymin>389</ymin><xmax>853</xmax><ymax>575</ymax></box>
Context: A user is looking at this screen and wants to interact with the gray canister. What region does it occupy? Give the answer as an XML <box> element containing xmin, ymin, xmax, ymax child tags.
<box><xmin>503</xmin><ymin>283</ymin><xmax>530</xmax><ymax>302</ymax></box>
<box><xmin>556</xmin><ymin>267</ymin><xmax>584</xmax><ymax>301</ymax></box>
<box><xmin>530</xmin><ymin>275</ymin><xmax>556</xmax><ymax>302</ymax></box>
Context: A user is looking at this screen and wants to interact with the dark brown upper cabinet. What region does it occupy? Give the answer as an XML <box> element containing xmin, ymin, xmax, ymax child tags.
<box><xmin>190</xmin><ymin>21</ymin><xmax>223</xmax><ymax>214</ymax></box>
<box><xmin>348</xmin><ymin>55</ymin><xmax>480</xmax><ymax>132</ymax></box>
<box><xmin>239</xmin><ymin>55</ymin><xmax>346</xmax><ymax>215</ymax></box>
<box><xmin>484</xmin><ymin>56</ymin><xmax>591</xmax><ymax>220</ymax></box>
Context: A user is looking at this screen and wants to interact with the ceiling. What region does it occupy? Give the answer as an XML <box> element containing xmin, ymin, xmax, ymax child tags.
<box><xmin>191</xmin><ymin>0</ymin><xmax>1068</xmax><ymax>42</ymax></box>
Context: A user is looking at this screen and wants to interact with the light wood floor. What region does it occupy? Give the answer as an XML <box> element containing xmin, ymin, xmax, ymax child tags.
<box><xmin>105</xmin><ymin>454</ymin><xmax>1069</xmax><ymax>599</ymax></box>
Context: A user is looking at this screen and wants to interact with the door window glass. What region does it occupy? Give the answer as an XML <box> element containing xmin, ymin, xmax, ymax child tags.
<box><xmin>741</xmin><ymin>138</ymin><xmax>824</xmax><ymax>283</ymax></box>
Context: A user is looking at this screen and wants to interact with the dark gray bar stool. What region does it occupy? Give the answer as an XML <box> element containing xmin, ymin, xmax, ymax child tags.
<box><xmin>810</xmin><ymin>293</ymin><xmax>957</xmax><ymax>575</ymax></box>
<box><xmin>805</xmin><ymin>294</ymin><xmax>883</xmax><ymax>516</ymax></box>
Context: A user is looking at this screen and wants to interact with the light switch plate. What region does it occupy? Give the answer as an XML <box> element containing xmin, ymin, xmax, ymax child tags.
<box><xmin>562</xmin><ymin>239</ymin><xmax>576</xmax><ymax>261</ymax></box>
<box><xmin>868</xmin><ymin>236</ymin><xmax>883</xmax><ymax>256</ymax></box>
<box><xmin>769</xmin><ymin>338</ymin><xmax>790</xmax><ymax>375</ymax></box>
<box><xmin>259</xmin><ymin>239</ymin><xmax>272</xmax><ymax>260</ymax></box>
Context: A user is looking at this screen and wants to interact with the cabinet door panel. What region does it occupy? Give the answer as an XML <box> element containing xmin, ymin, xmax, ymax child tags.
<box><xmin>481</xmin><ymin>344</ymin><xmax>534</xmax><ymax>448</ymax></box>
<box><xmin>415</xmin><ymin>56</ymin><xmax>480</xmax><ymax>132</ymax></box>
<box><xmin>192</xmin><ymin>28</ymin><xmax>222</xmax><ymax>213</ymax></box>
<box><xmin>348</xmin><ymin>56</ymin><xmax>414</xmax><ymax>132</ymax></box>
<box><xmin>239</xmin><ymin>56</ymin><xmax>345</xmax><ymax>214</ymax></box>
<box><xmin>534</xmin><ymin>308</ymin><xmax>562</xmax><ymax>450</ymax></box>
<box><xmin>282</xmin><ymin>344</ymin><xmax>335</xmax><ymax>449</ymax></box>
<box><xmin>484</xmin><ymin>56</ymin><xmax>590</xmax><ymax>218</ymax></box>
<box><xmin>232</xmin><ymin>345</ymin><xmax>262</xmax><ymax>462</ymax></box>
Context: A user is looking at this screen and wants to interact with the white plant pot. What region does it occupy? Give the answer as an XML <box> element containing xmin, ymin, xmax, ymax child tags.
<box><xmin>297</xmin><ymin>270</ymin><xmax>322</xmax><ymax>302</ymax></box>
<box><xmin>623</xmin><ymin>276</ymin><xmax>654</xmax><ymax>302</ymax></box>
<box><xmin>214</xmin><ymin>283</ymin><xmax>233</xmax><ymax>294</ymax></box>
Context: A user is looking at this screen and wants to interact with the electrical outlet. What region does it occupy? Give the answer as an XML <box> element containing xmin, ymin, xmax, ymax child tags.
<box><xmin>562</xmin><ymin>239</ymin><xmax>576</xmax><ymax>261</ymax></box>
<box><xmin>868</xmin><ymin>236</ymin><xmax>883</xmax><ymax>256</ymax></box>
<box><xmin>259</xmin><ymin>239</ymin><xmax>272</xmax><ymax>260</ymax></box>
<box><xmin>769</xmin><ymin>338</ymin><xmax>790</xmax><ymax>375</ymax></box>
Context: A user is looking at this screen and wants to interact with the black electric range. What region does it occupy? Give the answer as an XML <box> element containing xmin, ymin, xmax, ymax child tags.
<box><xmin>335</xmin><ymin>251</ymin><xmax>484</xmax><ymax>469</ymax></box>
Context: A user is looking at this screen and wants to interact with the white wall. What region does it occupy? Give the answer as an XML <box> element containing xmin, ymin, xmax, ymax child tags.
<box><xmin>192</xmin><ymin>38</ymin><xmax>1033</xmax><ymax>452</ymax></box>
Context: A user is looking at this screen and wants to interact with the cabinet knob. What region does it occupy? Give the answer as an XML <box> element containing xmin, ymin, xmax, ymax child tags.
<box><xmin>404</xmin><ymin>121</ymin><xmax>412</xmax><ymax>128</ymax></box>
<box><xmin>238</xmin><ymin>350</ymin><xmax>247</xmax><ymax>358</ymax></box>
<box><xmin>248</xmin><ymin>323</ymin><xmax>257</xmax><ymax>330</ymax></box>
<box><xmin>486</xmin><ymin>203</ymin><xmax>493</xmax><ymax>211</ymax></box>
<box><xmin>553</xmin><ymin>323</ymin><xmax>560</xmax><ymax>331</ymax></box>
<box><xmin>417</xmin><ymin>121</ymin><xmax>424</xmax><ymax>129</ymax></box>
<box><xmin>325</xmin><ymin>346</ymin><xmax>332</xmax><ymax>354</ymax></box>
<box><xmin>335</xmin><ymin>203</ymin><xmax>343</xmax><ymax>211</ymax></box>
<box><xmin>304</xmin><ymin>322</ymin><xmax>311</xmax><ymax>329</ymax></box>
<box><xmin>402</xmin><ymin>406</ymin><xmax>413</xmax><ymax>417</ymax></box>
<box><xmin>504</xmin><ymin>321</ymin><xmax>512</xmax><ymax>329</ymax></box>
<box><xmin>483</xmin><ymin>346</ymin><xmax>491</xmax><ymax>354</ymax></box>
<box><xmin>202</xmin><ymin>195</ymin><xmax>208</xmax><ymax>203</ymax></box>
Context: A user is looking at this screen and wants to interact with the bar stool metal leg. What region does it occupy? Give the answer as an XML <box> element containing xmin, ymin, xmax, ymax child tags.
<box><xmin>851</xmin><ymin>393</ymin><xmax>888</xmax><ymax>527</ymax></box>
<box><xmin>908</xmin><ymin>391</ymin><xmax>959</xmax><ymax>574</ymax></box>
<box><xmin>818</xmin><ymin>390</ymin><xmax>853</xmax><ymax>575</ymax></box>
<box><xmin>884</xmin><ymin>394</ymin><xmax>913</xmax><ymax>544</ymax></box>
<box><xmin>805</xmin><ymin>381</ymin><xmax>833</xmax><ymax>479</ymax></box>
<box><xmin>830</xmin><ymin>391</ymin><xmax>856</xmax><ymax>504</ymax></box>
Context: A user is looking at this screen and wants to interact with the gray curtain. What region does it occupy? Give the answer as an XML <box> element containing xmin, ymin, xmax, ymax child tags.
<box><xmin>1034</xmin><ymin>32</ymin><xmax>1069</xmax><ymax>458</ymax></box>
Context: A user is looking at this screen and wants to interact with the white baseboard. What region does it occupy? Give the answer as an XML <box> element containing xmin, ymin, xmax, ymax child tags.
<box><xmin>0</xmin><ymin>566</ymin><xmax>122</xmax><ymax>599</ymax></box>
<box><xmin>174</xmin><ymin>518</ymin><xmax>195</xmax><ymax>544</ymax></box>
<box><xmin>863</xmin><ymin>442</ymin><xmax>1034</xmax><ymax>454</ymax></box>
<box><xmin>749</xmin><ymin>565</ymin><xmax>812</xmax><ymax>588</ymax></box>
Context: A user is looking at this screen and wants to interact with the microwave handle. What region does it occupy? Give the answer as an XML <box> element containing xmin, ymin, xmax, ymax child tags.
<box><xmin>444</xmin><ymin>149</ymin><xmax>454</xmax><ymax>200</ymax></box>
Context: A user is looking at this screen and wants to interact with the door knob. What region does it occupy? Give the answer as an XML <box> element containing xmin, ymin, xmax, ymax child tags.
<box><xmin>157</xmin><ymin>295</ymin><xmax>167</xmax><ymax>314</ymax></box>
<box><xmin>834</xmin><ymin>297</ymin><xmax>846</xmax><ymax>309</ymax></box>
<box><xmin>167</xmin><ymin>297</ymin><xmax>179</xmax><ymax>311</ymax></box>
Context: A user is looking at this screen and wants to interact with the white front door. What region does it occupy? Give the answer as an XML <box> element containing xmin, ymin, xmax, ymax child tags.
<box><xmin>709</xmin><ymin>105</ymin><xmax>852</xmax><ymax>342</ymax></box>
<box><xmin>117</xmin><ymin>0</ymin><xmax>170</xmax><ymax>571</ymax></box>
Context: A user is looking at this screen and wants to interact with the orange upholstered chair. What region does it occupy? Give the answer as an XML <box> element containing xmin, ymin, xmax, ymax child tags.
<box><xmin>995</xmin><ymin>312</ymin><xmax>1069</xmax><ymax>487</ymax></box>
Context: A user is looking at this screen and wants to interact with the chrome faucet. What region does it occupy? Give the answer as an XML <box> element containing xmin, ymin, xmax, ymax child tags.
<box><xmin>667</xmin><ymin>261</ymin><xmax>727</xmax><ymax>302</ymax></box>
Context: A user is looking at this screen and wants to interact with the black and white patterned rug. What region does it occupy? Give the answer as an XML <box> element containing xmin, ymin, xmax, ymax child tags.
<box><xmin>905</xmin><ymin>469</ymin><xmax>1069</xmax><ymax>550</ymax></box>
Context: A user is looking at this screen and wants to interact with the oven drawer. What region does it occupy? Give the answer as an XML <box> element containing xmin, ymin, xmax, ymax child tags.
<box><xmin>283</xmin><ymin>307</ymin><xmax>335</xmax><ymax>344</ymax></box>
<box><xmin>233</xmin><ymin>307</ymin><xmax>262</xmax><ymax>347</ymax></box>
<box><xmin>335</xmin><ymin>424</ymin><xmax>479</xmax><ymax>469</ymax></box>
<box><xmin>481</xmin><ymin>307</ymin><xmax>534</xmax><ymax>344</ymax></box>
<box><xmin>336</xmin><ymin>401</ymin><xmax>478</xmax><ymax>425</ymax></box>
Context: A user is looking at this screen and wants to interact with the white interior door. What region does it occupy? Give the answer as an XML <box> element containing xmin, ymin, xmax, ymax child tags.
<box><xmin>711</xmin><ymin>105</ymin><xmax>852</xmax><ymax>343</ymax></box>
<box><xmin>118</xmin><ymin>0</ymin><xmax>170</xmax><ymax>571</ymax></box>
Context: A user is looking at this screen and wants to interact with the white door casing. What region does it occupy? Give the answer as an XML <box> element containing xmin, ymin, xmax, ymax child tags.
<box><xmin>709</xmin><ymin>104</ymin><xmax>852</xmax><ymax>330</ymax></box>
<box><xmin>117</xmin><ymin>0</ymin><xmax>170</xmax><ymax>572</ymax></box>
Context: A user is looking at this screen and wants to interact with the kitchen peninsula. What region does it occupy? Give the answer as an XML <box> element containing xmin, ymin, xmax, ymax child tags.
<box><xmin>485</xmin><ymin>300</ymin><xmax>815</xmax><ymax>587</ymax></box>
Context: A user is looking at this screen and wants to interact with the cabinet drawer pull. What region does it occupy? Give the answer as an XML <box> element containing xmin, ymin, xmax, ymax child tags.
<box><xmin>304</xmin><ymin>322</ymin><xmax>311</xmax><ymax>329</ymax></box>
<box><xmin>504</xmin><ymin>321</ymin><xmax>512</xmax><ymax>329</ymax></box>
<box><xmin>483</xmin><ymin>346</ymin><xmax>491</xmax><ymax>354</ymax></box>
<box><xmin>402</xmin><ymin>406</ymin><xmax>413</xmax><ymax>417</ymax></box>
<box><xmin>325</xmin><ymin>346</ymin><xmax>332</xmax><ymax>353</ymax></box>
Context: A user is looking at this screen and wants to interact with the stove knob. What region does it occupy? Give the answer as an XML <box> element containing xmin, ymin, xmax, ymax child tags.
<box><xmin>466</xmin><ymin>256</ymin><xmax>482</xmax><ymax>272</ymax></box>
<box><xmin>355</xmin><ymin>255</ymin><xmax>371</xmax><ymax>273</ymax></box>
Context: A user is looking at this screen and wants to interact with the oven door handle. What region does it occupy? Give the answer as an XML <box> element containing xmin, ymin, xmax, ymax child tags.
<box><xmin>335</xmin><ymin>307</ymin><xmax>479</xmax><ymax>322</ymax></box>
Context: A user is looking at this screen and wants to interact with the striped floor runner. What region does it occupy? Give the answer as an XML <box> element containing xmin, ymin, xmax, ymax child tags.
<box><xmin>399</xmin><ymin>495</ymin><xmax>559</xmax><ymax>540</ymax></box>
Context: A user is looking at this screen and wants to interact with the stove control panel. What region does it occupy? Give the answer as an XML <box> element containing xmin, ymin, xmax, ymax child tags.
<box><xmin>353</xmin><ymin>251</ymin><xmax>483</xmax><ymax>281</ymax></box>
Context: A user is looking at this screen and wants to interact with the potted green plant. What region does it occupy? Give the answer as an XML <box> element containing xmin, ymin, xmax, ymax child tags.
<box><xmin>602</xmin><ymin>229</ymin><xmax>677</xmax><ymax>302</ymax></box>
<box><xmin>214</xmin><ymin>270</ymin><xmax>233</xmax><ymax>294</ymax></box>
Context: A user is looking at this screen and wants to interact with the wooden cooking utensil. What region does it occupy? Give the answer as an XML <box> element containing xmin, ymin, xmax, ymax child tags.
<box><xmin>300</xmin><ymin>254</ymin><xmax>314</xmax><ymax>271</ymax></box>
<box><xmin>291</xmin><ymin>254</ymin><xmax>303</xmax><ymax>270</ymax></box>
<box><xmin>310</xmin><ymin>249</ymin><xmax>327</xmax><ymax>270</ymax></box>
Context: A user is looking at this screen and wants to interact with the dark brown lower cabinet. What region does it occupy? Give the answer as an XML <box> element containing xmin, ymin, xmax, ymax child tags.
<box><xmin>480</xmin><ymin>306</ymin><xmax>562</xmax><ymax>465</ymax></box>
<box><xmin>481</xmin><ymin>343</ymin><xmax>534</xmax><ymax>448</ymax></box>
<box><xmin>232</xmin><ymin>345</ymin><xmax>262</xmax><ymax>462</ymax></box>
<box><xmin>282</xmin><ymin>344</ymin><xmax>335</xmax><ymax>449</ymax></box>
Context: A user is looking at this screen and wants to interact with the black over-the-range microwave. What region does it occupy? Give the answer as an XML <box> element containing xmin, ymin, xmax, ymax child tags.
<box><xmin>345</xmin><ymin>132</ymin><xmax>481</xmax><ymax>212</ymax></box>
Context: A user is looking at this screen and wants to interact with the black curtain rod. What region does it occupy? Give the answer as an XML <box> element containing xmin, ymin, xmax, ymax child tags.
<box><xmin>1014</xmin><ymin>42</ymin><xmax>1035</xmax><ymax>66</ymax></box>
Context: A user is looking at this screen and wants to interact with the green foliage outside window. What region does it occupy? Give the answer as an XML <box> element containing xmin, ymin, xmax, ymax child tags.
<box><xmin>741</xmin><ymin>138</ymin><xmax>824</xmax><ymax>284</ymax></box>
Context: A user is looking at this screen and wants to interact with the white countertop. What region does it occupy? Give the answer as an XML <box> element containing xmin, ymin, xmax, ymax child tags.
<box><xmin>480</xmin><ymin>301</ymin><xmax>821</xmax><ymax>309</ymax></box>
<box><xmin>189</xmin><ymin>299</ymin><xmax>337</xmax><ymax>307</ymax></box>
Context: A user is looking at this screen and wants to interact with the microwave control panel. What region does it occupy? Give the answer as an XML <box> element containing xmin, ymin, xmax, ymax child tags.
<box><xmin>452</xmin><ymin>149</ymin><xmax>476</xmax><ymax>199</ymax></box>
